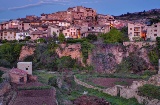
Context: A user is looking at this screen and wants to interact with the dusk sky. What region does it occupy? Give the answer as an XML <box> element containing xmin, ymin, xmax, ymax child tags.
<box><xmin>0</xmin><ymin>0</ymin><xmax>160</xmax><ymax>22</ymax></box>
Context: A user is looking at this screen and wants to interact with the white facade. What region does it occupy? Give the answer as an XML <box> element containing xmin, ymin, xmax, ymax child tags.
<box><xmin>16</xmin><ymin>32</ymin><xmax>30</xmax><ymax>40</ymax></box>
<box><xmin>147</xmin><ymin>23</ymin><xmax>160</xmax><ymax>41</ymax></box>
<box><xmin>17</xmin><ymin>62</ymin><xmax>32</xmax><ymax>75</ymax></box>
<box><xmin>48</xmin><ymin>26</ymin><xmax>60</xmax><ymax>37</ymax></box>
<box><xmin>128</xmin><ymin>23</ymin><xmax>144</xmax><ymax>41</ymax></box>
<box><xmin>58</xmin><ymin>21</ymin><xmax>70</xmax><ymax>27</ymax></box>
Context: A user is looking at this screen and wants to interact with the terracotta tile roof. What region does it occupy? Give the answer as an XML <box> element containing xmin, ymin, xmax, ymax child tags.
<box><xmin>10</xmin><ymin>68</ymin><xmax>27</xmax><ymax>76</ymax></box>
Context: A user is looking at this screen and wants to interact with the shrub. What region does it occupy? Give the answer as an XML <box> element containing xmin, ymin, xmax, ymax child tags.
<box><xmin>81</xmin><ymin>41</ymin><xmax>94</xmax><ymax>64</ymax></box>
<box><xmin>101</xmin><ymin>28</ymin><xmax>123</xmax><ymax>43</ymax></box>
<box><xmin>117</xmin><ymin>54</ymin><xmax>148</xmax><ymax>73</ymax></box>
<box><xmin>58</xmin><ymin>33</ymin><xmax>65</xmax><ymax>43</ymax></box>
<box><xmin>48</xmin><ymin>77</ymin><xmax>57</xmax><ymax>87</ymax></box>
<box><xmin>56</xmin><ymin>56</ymin><xmax>76</xmax><ymax>71</ymax></box>
<box><xmin>86</xmin><ymin>34</ymin><xmax>97</xmax><ymax>42</ymax></box>
<box><xmin>0</xmin><ymin>43</ymin><xmax>23</xmax><ymax>67</ymax></box>
<box><xmin>148</xmin><ymin>49</ymin><xmax>159</xmax><ymax>66</ymax></box>
<box><xmin>138</xmin><ymin>84</ymin><xmax>160</xmax><ymax>100</ymax></box>
<box><xmin>66</xmin><ymin>38</ymin><xmax>85</xmax><ymax>43</ymax></box>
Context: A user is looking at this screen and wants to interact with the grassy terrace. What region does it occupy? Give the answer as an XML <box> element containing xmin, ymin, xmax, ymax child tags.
<box><xmin>33</xmin><ymin>70</ymin><xmax>142</xmax><ymax>105</ymax></box>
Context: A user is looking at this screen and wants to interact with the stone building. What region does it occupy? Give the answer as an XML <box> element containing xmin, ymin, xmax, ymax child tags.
<box><xmin>9</xmin><ymin>68</ymin><xmax>27</xmax><ymax>84</ymax></box>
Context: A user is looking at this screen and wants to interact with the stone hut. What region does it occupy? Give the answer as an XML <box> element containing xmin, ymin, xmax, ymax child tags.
<box><xmin>9</xmin><ymin>68</ymin><xmax>27</xmax><ymax>84</ymax></box>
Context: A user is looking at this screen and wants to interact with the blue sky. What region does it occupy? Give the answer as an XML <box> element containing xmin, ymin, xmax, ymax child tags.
<box><xmin>0</xmin><ymin>0</ymin><xmax>160</xmax><ymax>22</ymax></box>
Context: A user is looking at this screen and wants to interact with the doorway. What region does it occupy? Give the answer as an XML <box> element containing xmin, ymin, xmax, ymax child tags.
<box><xmin>20</xmin><ymin>77</ymin><xmax>24</xmax><ymax>83</ymax></box>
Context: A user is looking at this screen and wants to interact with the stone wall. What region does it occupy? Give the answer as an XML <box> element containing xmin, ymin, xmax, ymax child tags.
<box><xmin>74</xmin><ymin>74</ymin><xmax>160</xmax><ymax>105</ymax></box>
<box><xmin>123</xmin><ymin>41</ymin><xmax>156</xmax><ymax>48</ymax></box>
<box><xmin>0</xmin><ymin>82</ymin><xmax>11</xmax><ymax>105</ymax></box>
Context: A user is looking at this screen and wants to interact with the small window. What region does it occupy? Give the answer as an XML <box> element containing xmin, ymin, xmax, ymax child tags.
<box><xmin>130</xmin><ymin>28</ymin><xmax>132</xmax><ymax>30</ymax></box>
<box><xmin>154</xmin><ymin>34</ymin><xmax>157</xmax><ymax>36</ymax></box>
<box><xmin>26</xmin><ymin>68</ymin><xmax>28</xmax><ymax>70</ymax></box>
<box><xmin>155</xmin><ymin>25</ymin><xmax>157</xmax><ymax>27</ymax></box>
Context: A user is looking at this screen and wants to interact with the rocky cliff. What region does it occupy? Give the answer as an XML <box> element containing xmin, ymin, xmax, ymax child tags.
<box><xmin>90</xmin><ymin>43</ymin><xmax>155</xmax><ymax>73</ymax></box>
<box><xmin>19</xmin><ymin>45</ymin><xmax>35</xmax><ymax>61</ymax></box>
<box><xmin>56</xmin><ymin>44</ymin><xmax>84</xmax><ymax>66</ymax></box>
<box><xmin>18</xmin><ymin>43</ymin><xmax>155</xmax><ymax>73</ymax></box>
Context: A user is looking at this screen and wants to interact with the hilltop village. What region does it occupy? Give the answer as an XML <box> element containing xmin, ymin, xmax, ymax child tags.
<box><xmin>0</xmin><ymin>6</ymin><xmax>160</xmax><ymax>105</ymax></box>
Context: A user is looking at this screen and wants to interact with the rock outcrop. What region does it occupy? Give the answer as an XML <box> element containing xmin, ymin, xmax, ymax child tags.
<box><xmin>19</xmin><ymin>45</ymin><xmax>35</xmax><ymax>61</ymax></box>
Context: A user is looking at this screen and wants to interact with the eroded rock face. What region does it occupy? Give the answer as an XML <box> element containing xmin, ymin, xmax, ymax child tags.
<box><xmin>19</xmin><ymin>45</ymin><xmax>35</xmax><ymax>61</ymax></box>
<box><xmin>56</xmin><ymin>44</ymin><xmax>84</xmax><ymax>65</ymax></box>
<box><xmin>90</xmin><ymin>43</ymin><xmax>154</xmax><ymax>73</ymax></box>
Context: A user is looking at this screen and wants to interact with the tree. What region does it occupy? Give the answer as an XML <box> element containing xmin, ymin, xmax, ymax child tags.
<box><xmin>58</xmin><ymin>33</ymin><xmax>65</xmax><ymax>43</ymax></box>
<box><xmin>101</xmin><ymin>28</ymin><xmax>123</xmax><ymax>43</ymax></box>
<box><xmin>56</xmin><ymin>56</ymin><xmax>76</xmax><ymax>71</ymax></box>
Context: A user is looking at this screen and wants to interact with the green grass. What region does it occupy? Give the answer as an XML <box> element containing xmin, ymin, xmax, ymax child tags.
<box><xmin>138</xmin><ymin>84</ymin><xmax>160</xmax><ymax>100</ymax></box>
<box><xmin>33</xmin><ymin>70</ymin><xmax>56</xmax><ymax>84</ymax></box>
<box><xmin>114</xmin><ymin>81</ymin><xmax>129</xmax><ymax>86</ymax></box>
<box><xmin>34</xmin><ymin>71</ymin><xmax>142</xmax><ymax>105</ymax></box>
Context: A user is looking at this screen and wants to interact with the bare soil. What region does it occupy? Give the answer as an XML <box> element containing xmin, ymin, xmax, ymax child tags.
<box><xmin>11</xmin><ymin>82</ymin><xmax>57</xmax><ymax>105</ymax></box>
<box><xmin>73</xmin><ymin>95</ymin><xmax>110</xmax><ymax>105</ymax></box>
<box><xmin>91</xmin><ymin>78</ymin><xmax>139</xmax><ymax>88</ymax></box>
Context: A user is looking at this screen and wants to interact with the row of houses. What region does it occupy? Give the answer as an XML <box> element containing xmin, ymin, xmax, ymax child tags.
<box><xmin>0</xmin><ymin>6</ymin><xmax>114</xmax><ymax>41</ymax></box>
<box><xmin>128</xmin><ymin>22</ymin><xmax>160</xmax><ymax>41</ymax></box>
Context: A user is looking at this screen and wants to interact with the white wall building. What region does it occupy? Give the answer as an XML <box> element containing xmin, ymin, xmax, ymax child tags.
<box><xmin>128</xmin><ymin>23</ymin><xmax>145</xmax><ymax>41</ymax></box>
<box><xmin>17</xmin><ymin>62</ymin><xmax>32</xmax><ymax>75</ymax></box>
<box><xmin>16</xmin><ymin>32</ymin><xmax>30</xmax><ymax>40</ymax></box>
<box><xmin>147</xmin><ymin>23</ymin><xmax>160</xmax><ymax>41</ymax></box>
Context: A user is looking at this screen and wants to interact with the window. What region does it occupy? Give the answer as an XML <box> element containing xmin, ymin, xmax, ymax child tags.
<box><xmin>154</xmin><ymin>34</ymin><xmax>157</xmax><ymax>36</ymax></box>
<box><xmin>130</xmin><ymin>28</ymin><xmax>132</xmax><ymax>30</ymax></box>
<box><xmin>26</xmin><ymin>68</ymin><xmax>28</xmax><ymax>70</ymax></box>
<box><xmin>154</xmin><ymin>30</ymin><xmax>157</xmax><ymax>32</ymax></box>
<box><xmin>155</xmin><ymin>25</ymin><xmax>157</xmax><ymax>27</ymax></box>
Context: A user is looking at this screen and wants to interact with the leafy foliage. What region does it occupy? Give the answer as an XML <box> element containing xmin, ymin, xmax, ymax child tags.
<box><xmin>56</xmin><ymin>56</ymin><xmax>76</xmax><ymax>71</ymax></box>
<box><xmin>138</xmin><ymin>84</ymin><xmax>160</xmax><ymax>100</ymax></box>
<box><xmin>0</xmin><ymin>71</ymin><xmax>3</xmax><ymax>83</ymax></box>
<box><xmin>86</xmin><ymin>34</ymin><xmax>97</xmax><ymax>42</ymax></box>
<box><xmin>148</xmin><ymin>49</ymin><xmax>159</xmax><ymax>66</ymax></box>
<box><xmin>33</xmin><ymin>43</ymin><xmax>58</xmax><ymax>70</ymax></box>
<box><xmin>81</xmin><ymin>41</ymin><xmax>94</xmax><ymax>64</ymax></box>
<box><xmin>101</xmin><ymin>28</ymin><xmax>123</xmax><ymax>43</ymax></box>
<box><xmin>58</xmin><ymin>33</ymin><xmax>65</xmax><ymax>43</ymax></box>
<box><xmin>37</xmin><ymin>38</ymin><xmax>46</xmax><ymax>43</ymax></box>
<box><xmin>117</xmin><ymin>54</ymin><xmax>148</xmax><ymax>73</ymax></box>
<box><xmin>0</xmin><ymin>43</ymin><xmax>23</xmax><ymax>67</ymax></box>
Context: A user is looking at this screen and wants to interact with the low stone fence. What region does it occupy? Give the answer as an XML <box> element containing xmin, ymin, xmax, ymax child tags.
<box><xmin>74</xmin><ymin>75</ymin><xmax>160</xmax><ymax>105</ymax></box>
<box><xmin>123</xmin><ymin>41</ymin><xmax>156</xmax><ymax>48</ymax></box>
<box><xmin>0</xmin><ymin>82</ymin><xmax>11</xmax><ymax>96</ymax></box>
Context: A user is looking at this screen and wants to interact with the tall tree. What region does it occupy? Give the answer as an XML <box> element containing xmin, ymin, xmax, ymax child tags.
<box><xmin>58</xmin><ymin>33</ymin><xmax>65</xmax><ymax>43</ymax></box>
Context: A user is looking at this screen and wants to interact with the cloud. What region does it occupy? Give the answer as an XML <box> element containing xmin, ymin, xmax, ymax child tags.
<box><xmin>8</xmin><ymin>0</ymin><xmax>69</xmax><ymax>10</ymax></box>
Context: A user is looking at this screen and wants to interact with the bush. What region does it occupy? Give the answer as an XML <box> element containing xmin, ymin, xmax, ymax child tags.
<box><xmin>56</xmin><ymin>56</ymin><xmax>76</xmax><ymax>71</ymax></box>
<box><xmin>116</xmin><ymin>54</ymin><xmax>148</xmax><ymax>73</ymax></box>
<box><xmin>138</xmin><ymin>84</ymin><xmax>160</xmax><ymax>100</ymax></box>
<box><xmin>48</xmin><ymin>77</ymin><xmax>57</xmax><ymax>87</ymax></box>
<box><xmin>148</xmin><ymin>49</ymin><xmax>159</xmax><ymax>66</ymax></box>
<box><xmin>86</xmin><ymin>34</ymin><xmax>97</xmax><ymax>42</ymax></box>
<box><xmin>81</xmin><ymin>41</ymin><xmax>94</xmax><ymax>64</ymax></box>
<box><xmin>101</xmin><ymin>28</ymin><xmax>123</xmax><ymax>43</ymax></box>
<box><xmin>66</xmin><ymin>38</ymin><xmax>85</xmax><ymax>43</ymax></box>
<box><xmin>0</xmin><ymin>43</ymin><xmax>23</xmax><ymax>67</ymax></box>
